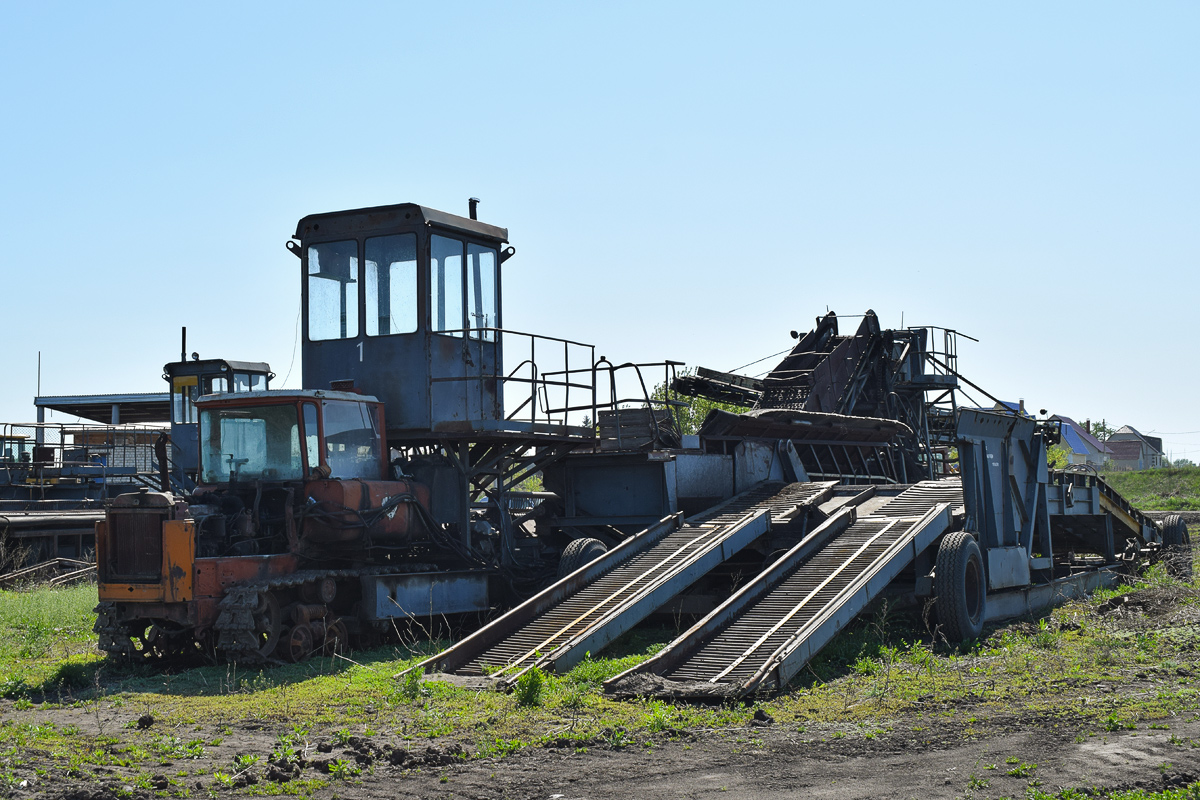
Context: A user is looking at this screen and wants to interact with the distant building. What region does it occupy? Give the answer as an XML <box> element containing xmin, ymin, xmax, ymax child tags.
<box><xmin>1107</xmin><ymin>425</ymin><xmax>1165</xmax><ymax>470</ymax></box>
<box><xmin>1051</xmin><ymin>415</ymin><xmax>1112</xmax><ymax>467</ymax></box>
<box><xmin>993</xmin><ymin>399</ymin><xmax>1034</xmax><ymax>418</ymax></box>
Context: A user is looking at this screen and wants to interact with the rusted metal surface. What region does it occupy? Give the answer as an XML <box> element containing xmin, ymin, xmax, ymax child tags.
<box><xmin>676</xmin><ymin>310</ymin><xmax>968</xmax><ymax>481</ymax></box>
<box><xmin>192</xmin><ymin>554</ymin><xmax>301</xmax><ymax>597</ymax></box>
<box><xmin>303</xmin><ymin>479</ymin><xmax>431</xmax><ymax>544</ymax></box>
<box><xmin>162</xmin><ymin>520</ymin><xmax>194</xmax><ymax>603</ymax></box>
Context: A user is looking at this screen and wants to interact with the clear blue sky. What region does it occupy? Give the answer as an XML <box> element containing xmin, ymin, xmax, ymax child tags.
<box><xmin>3</xmin><ymin>3</ymin><xmax>1198</xmax><ymax>456</ymax></box>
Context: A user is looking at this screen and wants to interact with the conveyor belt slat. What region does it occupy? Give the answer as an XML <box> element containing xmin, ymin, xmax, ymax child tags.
<box><xmin>605</xmin><ymin>478</ymin><xmax>962</xmax><ymax>698</ymax></box>
<box><xmin>409</xmin><ymin>481</ymin><xmax>837</xmax><ymax>683</ymax></box>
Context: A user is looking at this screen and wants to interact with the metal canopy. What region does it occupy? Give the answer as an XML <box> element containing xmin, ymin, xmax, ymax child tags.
<box><xmin>164</xmin><ymin>359</ymin><xmax>271</xmax><ymax>378</ymax></box>
<box><xmin>294</xmin><ymin>202</ymin><xmax>509</xmax><ymax>244</ymax></box>
<box><xmin>34</xmin><ymin>393</ymin><xmax>171</xmax><ymax>424</ymax></box>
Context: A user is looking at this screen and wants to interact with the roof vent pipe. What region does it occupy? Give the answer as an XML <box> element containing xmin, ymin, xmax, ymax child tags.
<box><xmin>468</xmin><ymin>197</ymin><xmax>480</xmax><ymax>220</ymax></box>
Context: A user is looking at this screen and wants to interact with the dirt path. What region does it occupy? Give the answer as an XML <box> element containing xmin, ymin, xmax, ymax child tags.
<box><xmin>359</xmin><ymin>721</ymin><xmax>1199</xmax><ymax>799</ymax></box>
<box><xmin>19</xmin><ymin>709</ymin><xmax>1200</xmax><ymax>800</ymax></box>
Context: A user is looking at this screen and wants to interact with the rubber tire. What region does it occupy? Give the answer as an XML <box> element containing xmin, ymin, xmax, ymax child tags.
<box><xmin>1162</xmin><ymin>513</ymin><xmax>1193</xmax><ymax>581</ymax></box>
<box><xmin>557</xmin><ymin>537</ymin><xmax>608</xmax><ymax>580</ymax></box>
<box><xmin>935</xmin><ymin>531</ymin><xmax>987</xmax><ymax>643</ymax></box>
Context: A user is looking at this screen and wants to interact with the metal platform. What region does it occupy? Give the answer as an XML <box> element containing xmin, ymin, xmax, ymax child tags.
<box><xmin>0</xmin><ymin>509</ymin><xmax>103</xmax><ymax>563</ymax></box>
<box><xmin>412</xmin><ymin>481</ymin><xmax>838</xmax><ymax>683</ymax></box>
<box><xmin>605</xmin><ymin>479</ymin><xmax>960</xmax><ymax>698</ymax></box>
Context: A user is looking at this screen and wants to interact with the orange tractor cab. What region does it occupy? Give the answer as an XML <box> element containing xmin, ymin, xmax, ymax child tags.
<box><xmin>96</xmin><ymin>388</ymin><xmax>450</xmax><ymax>661</ymax></box>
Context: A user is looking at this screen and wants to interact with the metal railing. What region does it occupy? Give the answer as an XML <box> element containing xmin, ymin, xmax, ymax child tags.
<box><xmin>913</xmin><ymin>325</ymin><xmax>977</xmax><ymax>384</ymax></box>
<box><xmin>0</xmin><ymin>422</ymin><xmax>170</xmax><ymax>493</ymax></box>
<box><xmin>428</xmin><ymin>327</ymin><xmax>685</xmax><ymax>440</ymax></box>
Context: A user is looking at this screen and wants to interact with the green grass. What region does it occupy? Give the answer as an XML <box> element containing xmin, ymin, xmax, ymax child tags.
<box><xmin>1101</xmin><ymin>466</ymin><xmax>1200</xmax><ymax>511</ymax></box>
<box><xmin>0</xmin><ymin>583</ymin><xmax>99</xmax><ymax>697</ymax></box>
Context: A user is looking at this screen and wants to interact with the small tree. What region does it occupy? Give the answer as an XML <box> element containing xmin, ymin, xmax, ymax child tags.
<box><xmin>1088</xmin><ymin>419</ymin><xmax>1116</xmax><ymax>442</ymax></box>
<box><xmin>651</xmin><ymin>369</ymin><xmax>749</xmax><ymax>436</ymax></box>
<box><xmin>1047</xmin><ymin>443</ymin><xmax>1070</xmax><ymax>470</ymax></box>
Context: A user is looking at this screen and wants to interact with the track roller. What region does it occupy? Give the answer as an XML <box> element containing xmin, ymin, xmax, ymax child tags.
<box><xmin>282</xmin><ymin>625</ymin><xmax>314</xmax><ymax>663</ymax></box>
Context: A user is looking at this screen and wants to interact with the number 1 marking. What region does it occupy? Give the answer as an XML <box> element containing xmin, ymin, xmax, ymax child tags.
<box><xmin>357</xmin><ymin>342</ymin><xmax>363</xmax><ymax>362</ymax></box>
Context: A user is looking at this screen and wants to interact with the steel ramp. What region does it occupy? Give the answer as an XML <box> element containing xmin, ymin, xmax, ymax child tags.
<box><xmin>870</xmin><ymin>479</ymin><xmax>964</xmax><ymax>518</ymax></box>
<box><xmin>605</xmin><ymin>479</ymin><xmax>960</xmax><ymax>698</ymax></box>
<box><xmin>409</xmin><ymin>481</ymin><xmax>837</xmax><ymax>683</ymax></box>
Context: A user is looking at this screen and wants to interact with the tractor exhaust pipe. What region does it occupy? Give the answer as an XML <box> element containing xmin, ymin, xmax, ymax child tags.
<box><xmin>468</xmin><ymin>197</ymin><xmax>480</xmax><ymax>220</ymax></box>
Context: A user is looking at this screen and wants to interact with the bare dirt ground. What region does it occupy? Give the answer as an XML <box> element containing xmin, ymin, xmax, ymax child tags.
<box><xmin>434</xmin><ymin>721</ymin><xmax>1199</xmax><ymax>800</ymax></box>
<box><xmin>9</xmin><ymin>698</ymin><xmax>1200</xmax><ymax>800</ymax></box>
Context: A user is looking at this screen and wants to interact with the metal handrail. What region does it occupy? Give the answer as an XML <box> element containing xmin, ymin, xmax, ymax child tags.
<box><xmin>0</xmin><ymin>422</ymin><xmax>169</xmax><ymax>493</ymax></box>
<box><xmin>425</xmin><ymin>326</ymin><xmax>684</xmax><ymax>437</ymax></box>
<box><xmin>428</xmin><ymin>327</ymin><xmax>596</xmax><ymax>426</ymax></box>
<box><xmin>588</xmin><ymin>359</ymin><xmax>684</xmax><ymax>447</ymax></box>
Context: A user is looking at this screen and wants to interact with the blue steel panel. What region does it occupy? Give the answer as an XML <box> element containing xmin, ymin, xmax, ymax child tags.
<box><xmin>983</xmin><ymin>567</ymin><xmax>1120</xmax><ymax>622</ymax></box>
<box><xmin>305</xmin><ymin>334</ymin><xmax>433</xmax><ymax>431</ymax></box>
<box><xmin>364</xmin><ymin>571</ymin><xmax>490</xmax><ymax>620</ymax></box>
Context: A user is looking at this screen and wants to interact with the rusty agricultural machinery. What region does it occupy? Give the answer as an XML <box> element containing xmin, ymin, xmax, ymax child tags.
<box><xmin>87</xmin><ymin>201</ymin><xmax>1185</xmax><ymax>692</ymax></box>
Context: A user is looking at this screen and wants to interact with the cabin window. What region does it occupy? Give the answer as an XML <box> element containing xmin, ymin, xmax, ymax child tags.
<box><xmin>203</xmin><ymin>376</ymin><xmax>228</xmax><ymax>395</ymax></box>
<box><xmin>430</xmin><ymin>235</ymin><xmax>464</xmax><ymax>336</ymax></box>
<box><xmin>302</xmin><ymin>402</ymin><xmax>320</xmax><ymax>472</ymax></box>
<box><xmin>199</xmin><ymin>404</ymin><xmax>303</xmax><ymax>483</ymax></box>
<box><xmin>467</xmin><ymin>244</ymin><xmax>498</xmax><ymax>341</ymax></box>
<box><xmin>308</xmin><ymin>240</ymin><xmax>360</xmax><ymax>341</ymax></box>
<box><xmin>322</xmin><ymin>400</ymin><xmax>380</xmax><ymax>479</ymax></box>
<box><xmin>231</xmin><ymin>373</ymin><xmax>267</xmax><ymax>392</ymax></box>
<box><xmin>172</xmin><ymin>378</ymin><xmax>197</xmax><ymax>423</ymax></box>
<box><xmin>365</xmin><ymin>234</ymin><xmax>418</xmax><ymax>336</ymax></box>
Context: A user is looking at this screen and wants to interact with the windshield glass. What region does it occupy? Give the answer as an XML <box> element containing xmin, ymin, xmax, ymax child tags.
<box><xmin>199</xmin><ymin>404</ymin><xmax>303</xmax><ymax>483</ymax></box>
<box><xmin>323</xmin><ymin>400</ymin><xmax>381</xmax><ymax>479</ymax></box>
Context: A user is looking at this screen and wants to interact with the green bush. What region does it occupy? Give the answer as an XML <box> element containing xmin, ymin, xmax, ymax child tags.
<box><xmin>514</xmin><ymin>666</ymin><xmax>545</xmax><ymax>707</ymax></box>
